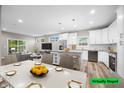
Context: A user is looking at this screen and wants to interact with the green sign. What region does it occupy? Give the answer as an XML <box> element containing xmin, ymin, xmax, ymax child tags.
<box><xmin>90</xmin><ymin>78</ymin><xmax>121</xmax><ymax>85</ymax></box>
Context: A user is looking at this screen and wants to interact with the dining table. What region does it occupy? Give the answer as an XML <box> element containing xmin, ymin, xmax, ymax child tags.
<box><xmin>0</xmin><ymin>60</ymin><xmax>87</xmax><ymax>88</ymax></box>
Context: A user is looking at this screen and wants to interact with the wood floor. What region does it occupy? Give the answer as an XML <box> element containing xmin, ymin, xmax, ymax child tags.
<box><xmin>82</xmin><ymin>61</ymin><xmax>124</xmax><ymax>88</ymax></box>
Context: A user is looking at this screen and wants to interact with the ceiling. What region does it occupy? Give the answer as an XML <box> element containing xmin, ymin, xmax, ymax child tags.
<box><xmin>1</xmin><ymin>5</ymin><xmax>118</xmax><ymax>37</ymax></box>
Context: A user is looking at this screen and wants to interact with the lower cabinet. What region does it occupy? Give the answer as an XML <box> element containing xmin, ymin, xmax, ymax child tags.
<box><xmin>52</xmin><ymin>52</ymin><xmax>60</xmax><ymax>65</ymax></box>
<box><xmin>82</xmin><ymin>51</ymin><xmax>88</xmax><ymax>60</ymax></box>
<box><xmin>98</xmin><ymin>51</ymin><xmax>109</xmax><ymax>67</ymax></box>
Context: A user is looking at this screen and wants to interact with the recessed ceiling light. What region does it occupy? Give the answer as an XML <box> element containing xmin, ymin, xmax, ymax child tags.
<box><xmin>72</xmin><ymin>19</ymin><xmax>75</xmax><ymax>21</ymax></box>
<box><xmin>58</xmin><ymin>23</ymin><xmax>62</xmax><ymax>25</ymax></box>
<box><xmin>61</xmin><ymin>27</ymin><xmax>64</xmax><ymax>30</ymax></box>
<box><xmin>2</xmin><ymin>28</ymin><xmax>7</xmax><ymax>31</ymax></box>
<box><xmin>90</xmin><ymin>9</ymin><xmax>95</xmax><ymax>14</ymax></box>
<box><xmin>73</xmin><ymin>24</ymin><xmax>77</xmax><ymax>28</ymax></box>
<box><xmin>18</xmin><ymin>19</ymin><xmax>23</xmax><ymax>23</ymax></box>
<box><xmin>118</xmin><ymin>15</ymin><xmax>123</xmax><ymax>20</ymax></box>
<box><xmin>89</xmin><ymin>21</ymin><xmax>93</xmax><ymax>25</ymax></box>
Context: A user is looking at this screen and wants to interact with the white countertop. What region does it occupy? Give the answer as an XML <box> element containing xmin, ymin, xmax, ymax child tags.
<box><xmin>51</xmin><ymin>50</ymin><xmax>83</xmax><ymax>53</ymax></box>
<box><xmin>0</xmin><ymin>60</ymin><xmax>87</xmax><ymax>88</ymax></box>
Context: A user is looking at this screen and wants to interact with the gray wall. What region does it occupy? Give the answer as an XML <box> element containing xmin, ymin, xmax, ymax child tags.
<box><xmin>1</xmin><ymin>31</ymin><xmax>35</xmax><ymax>57</ymax></box>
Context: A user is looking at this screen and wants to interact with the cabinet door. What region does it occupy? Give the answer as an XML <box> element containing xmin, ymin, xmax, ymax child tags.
<box><xmin>89</xmin><ymin>30</ymin><xmax>102</xmax><ymax>44</ymax></box>
<box><xmin>82</xmin><ymin>51</ymin><xmax>88</xmax><ymax>60</ymax></box>
<box><xmin>89</xmin><ymin>31</ymin><xmax>96</xmax><ymax>44</ymax></box>
<box><xmin>102</xmin><ymin>28</ymin><xmax>109</xmax><ymax>44</ymax></box>
<box><xmin>108</xmin><ymin>20</ymin><xmax>118</xmax><ymax>43</ymax></box>
<box><xmin>103</xmin><ymin>52</ymin><xmax>109</xmax><ymax>67</ymax></box>
<box><xmin>108</xmin><ymin>25</ymin><xmax>113</xmax><ymax>43</ymax></box>
<box><xmin>98</xmin><ymin>52</ymin><xmax>109</xmax><ymax>67</ymax></box>
<box><xmin>113</xmin><ymin>20</ymin><xmax>118</xmax><ymax>43</ymax></box>
<box><xmin>52</xmin><ymin>52</ymin><xmax>60</xmax><ymax>65</ymax></box>
<box><xmin>95</xmin><ymin>30</ymin><xmax>102</xmax><ymax>44</ymax></box>
<box><xmin>98</xmin><ymin>52</ymin><xmax>104</xmax><ymax>62</ymax></box>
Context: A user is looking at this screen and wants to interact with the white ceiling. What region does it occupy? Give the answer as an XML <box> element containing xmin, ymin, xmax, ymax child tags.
<box><xmin>1</xmin><ymin>5</ymin><xmax>118</xmax><ymax>37</ymax></box>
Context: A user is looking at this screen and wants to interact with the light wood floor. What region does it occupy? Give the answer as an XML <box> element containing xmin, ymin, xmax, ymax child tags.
<box><xmin>82</xmin><ymin>61</ymin><xmax>124</xmax><ymax>88</ymax></box>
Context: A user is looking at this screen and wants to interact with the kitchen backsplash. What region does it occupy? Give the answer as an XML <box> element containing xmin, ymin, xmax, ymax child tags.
<box><xmin>88</xmin><ymin>44</ymin><xmax>117</xmax><ymax>51</ymax></box>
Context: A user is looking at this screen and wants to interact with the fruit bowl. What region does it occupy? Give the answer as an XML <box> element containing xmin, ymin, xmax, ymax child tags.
<box><xmin>30</xmin><ymin>65</ymin><xmax>48</xmax><ymax>77</ymax></box>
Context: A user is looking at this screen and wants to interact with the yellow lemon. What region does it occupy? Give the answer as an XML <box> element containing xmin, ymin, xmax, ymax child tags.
<box><xmin>41</xmin><ymin>65</ymin><xmax>46</xmax><ymax>68</ymax></box>
<box><xmin>34</xmin><ymin>66</ymin><xmax>39</xmax><ymax>69</ymax></box>
<box><xmin>32</xmin><ymin>68</ymin><xmax>36</xmax><ymax>73</ymax></box>
<box><xmin>35</xmin><ymin>69</ymin><xmax>42</xmax><ymax>75</ymax></box>
<box><xmin>42</xmin><ymin>68</ymin><xmax>48</xmax><ymax>74</ymax></box>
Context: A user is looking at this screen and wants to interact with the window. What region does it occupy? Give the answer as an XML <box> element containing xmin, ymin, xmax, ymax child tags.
<box><xmin>8</xmin><ymin>39</ymin><xmax>26</xmax><ymax>54</ymax></box>
<box><xmin>77</xmin><ymin>37</ymin><xmax>88</xmax><ymax>46</ymax></box>
<box><xmin>49</xmin><ymin>34</ymin><xmax>59</xmax><ymax>42</ymax></box>
<box><xmin>59</xmin><ymin>33</ymin><xmax>68</xmax><ymax>40</ymax></box>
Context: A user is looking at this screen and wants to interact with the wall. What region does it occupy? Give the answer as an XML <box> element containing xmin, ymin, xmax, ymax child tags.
<box><xmin>1</xmin><ymin>31</ymin><xmax>35</xmax><ymax>57</ymax></box>
<box><xmin>117</xmin><ymin>6</ymin><xmax>124</xmax><ymax>78</ymax></box>
<box><xmin>0</xmin><ymin>6</ymin><xmax>1</xmax><ymax>65</ymax></box>
<box><xmin>77</xmin><ymin>31</ymin><xmax>89</xmax><ymax>37</ymax></box>
<box><xmin>36</xmin><ymin>35</ymin><xmax>49</xmax><ymax>43</ymax></box>
<box><xmin>35</xmin><ymin>35</ymin><xmax>50</xmax><ymax>51</ymax></box>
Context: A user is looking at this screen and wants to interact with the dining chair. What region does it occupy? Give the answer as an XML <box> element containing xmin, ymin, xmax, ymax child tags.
<box><xmin>1</xmin><ymin>55</ymin><xmax>11</xmax><ymax>65</ymax></box>
<box><xmin>1</xmin><ymin>54</ymin><xmax>17</xmax><ymax>65</ymax></box>
<box><xmin>10</xmin><ymin>54</ymin><xmax>18</xmax><ymax>63</ymax></box>
<box><xmin>42</xmin><ymin>53</ymin><xmax>53</xmax><ymax>64</ymax></box>
<box><xmin>59</xmin><ymin>54</ymin><xmax>74</xmax><ymax>69</ymax></box>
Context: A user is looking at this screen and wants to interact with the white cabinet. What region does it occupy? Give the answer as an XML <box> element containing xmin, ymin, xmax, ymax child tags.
<box><xmin>108</xmin><ymin>20</ymin><xmax>118</xmax><ymax>43</ymax></box>
<box><xmin>89</xmin><ymin>30</ymin><xmax>102</xmax><ymax>44</ymax></box>
<box><xmin>82</xmin><ymin>51</ymin><xmax>88</xmax><ymax>60</ymax></box>
<box><xmin>102</xmin><ymin>28</ymin><xmax>109</xmax><ymax>44</ymax></box>
<box><xmin>89</xmin><ymin>28</ymin><xmax>113</xmax><ymax>44</ymax></box>
<box><xmin>52</xmin><ymin>52</ymin><xmax>60</xmax><ymax>65</ymax></box>
<box><xmin>95</xmin><ymin>30</ymin><xmax>102</xmax><ymax>44</ymax></box>
<box><xmin>98</xmin><ymin>51</ymin><xmax>109</xmax><ymax>67</ymax></box>
<box><xmin>89</xmin><ymin>20</ymin><xmax>118</xmax><ymax>44</ymax></box>
<box><xmin>89</xmin><ymin>31</ymin><xmax>98</xmax><ymax>44</ymax></box>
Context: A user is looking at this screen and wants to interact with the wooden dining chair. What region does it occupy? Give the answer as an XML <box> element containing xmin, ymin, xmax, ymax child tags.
<box><xmin>42</xmin><ymin>53</ymin><xmax>53</xmax><ymax>64</ymax></box>
<box><xmin>59</xmin><ymin>54</ymin><xmax>74</xmax><ymax>69</ymax></box>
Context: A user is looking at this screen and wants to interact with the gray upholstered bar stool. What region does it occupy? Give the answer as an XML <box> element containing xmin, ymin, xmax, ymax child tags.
<box><xmin>59</xmin><ymin>54</ymin><xmax>74</xmax><ymax>69</ymax></box>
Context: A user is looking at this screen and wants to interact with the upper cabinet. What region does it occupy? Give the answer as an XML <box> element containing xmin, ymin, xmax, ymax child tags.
<box><xmin>108</xmin><ymin>20</ymin><xmax>118</xmax><ymax>43</ymax></box>
<box><xmin>89</xmin><ymin>31</ymin><xmax>96</xmax><ymax>44</ymax></box>
<box><xmin>102</xmin><ymin>28</ymin><xmax>109</xmax><ymax>44</ymax></box>
<box><xmin>89</xmin><ymin>20</ymin><xmax>118</xmax><ymax>44</ymax></box>
<box><xmin>89</xmin><ymin>30</ymin><xmax>102</xmax><ymax>44</ymax></box>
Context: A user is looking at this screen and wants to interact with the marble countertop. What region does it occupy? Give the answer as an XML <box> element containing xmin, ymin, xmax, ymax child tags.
<box><xmin>40</xmin><ymin>49</ymin><xmax>117</xmax><ymax>54</ymax></box>
<box><xmin>0</xmin><ymin>60</ymin><xmax>87</xmax><ymax>88</ymax></box>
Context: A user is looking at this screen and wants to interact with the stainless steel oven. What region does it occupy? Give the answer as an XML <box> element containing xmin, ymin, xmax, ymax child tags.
<box><xmin>109</xmin><ymin>53</ymin><xmax>117</xmax><ymax>72</ymax></box>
